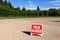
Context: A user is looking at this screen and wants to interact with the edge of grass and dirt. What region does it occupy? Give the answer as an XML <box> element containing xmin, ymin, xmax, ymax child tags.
<box><xmin>0</xmin><ymin>16</ymin><xmax>60</xmax><ymax>20</ymax></box>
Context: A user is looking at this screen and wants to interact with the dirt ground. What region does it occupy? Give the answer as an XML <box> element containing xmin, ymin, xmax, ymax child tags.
<box><xmin>0</xmin><ymin>18</ymin><xmax>60</xmax><ymax>40</ymax></box>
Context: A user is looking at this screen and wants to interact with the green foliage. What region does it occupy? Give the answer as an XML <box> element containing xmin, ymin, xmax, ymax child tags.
<box><xmin>0</xmin><ymin>0</ymin><xmax>60</xmax><ymax>17</ymax></box>
<box><xmin>37</xmin><ymin>6</ymin><xmax>40</xmax><ymax>11</ymax></box>
<box><xmin>0</xmin><ymin>0</ymin><xmax>3</xmax><ymax>3</ymax></box>
<box><xmin>22</xmin><ymin>7</ymin><xmax>26</xmax><ymax>11</ymax></box>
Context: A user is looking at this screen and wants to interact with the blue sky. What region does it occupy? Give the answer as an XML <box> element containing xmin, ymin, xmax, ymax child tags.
<box><xmin>6</xmin><ymin>0</ymin><xmax>60</xmax><ymax>10</ymax></box>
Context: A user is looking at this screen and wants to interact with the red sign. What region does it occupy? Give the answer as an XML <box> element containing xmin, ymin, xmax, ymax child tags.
<box><xmin>31</xmin><ymin>24</ymin><xmax>43</xmax><ymax>36</ymax></box>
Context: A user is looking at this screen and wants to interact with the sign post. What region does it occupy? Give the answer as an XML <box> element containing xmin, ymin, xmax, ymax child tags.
<box><xmin>31</xmin><ymin>24</ymin><xmax>43</xmax><ymax>36</ymax></box>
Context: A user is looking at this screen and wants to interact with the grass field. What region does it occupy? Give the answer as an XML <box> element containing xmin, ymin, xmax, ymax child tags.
<box><xmin>0</xmin><ymin>16</ymin><xmax>60</xmax><ymax>19</ymax></box>
<box><xmin>0</xmin><ymin>18</ymin><xmax>60</xmax><ymax>40</ymax></box>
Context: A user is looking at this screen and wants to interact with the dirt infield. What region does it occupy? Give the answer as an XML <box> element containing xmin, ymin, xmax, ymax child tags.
<box><xmin>0</xmin><ymin>18</ymin><xmax>60</xmax><ymax>40</ymax></box>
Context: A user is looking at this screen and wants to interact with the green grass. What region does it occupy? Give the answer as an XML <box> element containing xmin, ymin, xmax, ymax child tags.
<box><xmin>0</xmin><ymin>16</ymin><xmax>60</xmax><ymax>20</ymax></box>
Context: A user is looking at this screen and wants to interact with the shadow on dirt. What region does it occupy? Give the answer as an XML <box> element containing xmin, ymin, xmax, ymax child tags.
<box><xmin>22</xmin><ymin>31</ymin><xmax>30</xmax><ymax>35</ymax></box>
<box><xmin>22</xmin><ymin>31</ymin><xmax>41</xmax><ymax>36</ymax></box>
<box><xmin>49</xmin><ymin>20</ymin><xmax>60</xmax><ymax>22</ymax></box>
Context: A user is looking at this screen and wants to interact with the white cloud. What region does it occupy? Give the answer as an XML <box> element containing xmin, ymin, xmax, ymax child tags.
<box><xmin>28</xmin><ymin>7</ymin><xmax>36</xmax><ymax>10</ymax></box>
<box><xmin>53</xmin><ymin>3</ymin><xmax>60</xmax><ymax>6</ymax></box>
<box><xmin>28</xmin><ymin>1</ymin><xmax>33</xmax><ymax>7</ymax></box>
<box><xmin>56</xmin><ymin>0</ymin><xmax>60</xmax><ymax>1</ymax></box>
<box><xmin>40</xmin><ymin>7</ymin><xmax>60</xmax><ymax>10</ymax></box>
<box><xmin>3</xmin><ymin>0</ymin><xmax>5</xmax><ymax>2</ymax></box>
<box><xmin>29</xmin><ymin>1</ymin><xmax>32</xmax><ymax>4</ymax></box>
<box><xmin>48</xmin><ymin>0</ymin><xmax>60</xmax><ymax>6</ymax></box>
<box><xmin>27</xmin><ymin>1</ymin><xmax>37</xmax><ymax>10</ymax></box>
<box><xmin>29</xmin><ymin>4</ymin><xmax>32</xmax><ymax>7</ymax></box>
<box><xmin>48</xmin><ymin>1</ymin><xmax>60</xmax><ymax>3</ymax></box>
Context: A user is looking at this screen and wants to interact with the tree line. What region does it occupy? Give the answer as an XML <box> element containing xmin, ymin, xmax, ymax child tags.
<box><xmin>0</xmin><ymin>0</ymin><xmax>60</xmax><ymax>17</ymax></box>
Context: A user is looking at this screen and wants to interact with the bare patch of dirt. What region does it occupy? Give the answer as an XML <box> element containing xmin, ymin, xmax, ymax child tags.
<box><xmin>0</xmin><ymin>18</ymin><xmax>60</xmax><ymax>40</ymax></box>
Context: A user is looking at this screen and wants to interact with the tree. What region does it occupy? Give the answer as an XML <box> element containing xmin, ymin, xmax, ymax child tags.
<box><xmin>0</xmin><ymin>0</ymin><xmax>60</xmax><ymax>17</ymax></box>
<box><xmin>22</xmin><ymin>7</ymin><xmax>27</xmax><ymax>16</ymax></box>
<box><xmin>27</xmin><ymin>10</ymin><xmax>31</xmax><ymax>16</ymax></box>
<box><xmin>43</xmin><ymin>10</ymin><xmax>48</xmax><ymax>16</ymax></box>
<box><xmin>4</xmin><ymin>0</ymin><xmax>7</xmax><ymax>4</ymax></box>
<box><xmin>37</xmin><ymin>6</ymin><xmax>40</xmax><ymax>11</ymax></box>
<box><xmin>22</xmin><ymin>7</ymin><xmax>26</xmax><ymax>11</ymax></box>
<box><xmin>48</xmin><ymin>8</ymin><xmax>58</xmax><ymax>16</ymax></box>
<box><xmin>8</xmin><ymin>1</ymin><xmax>13</xmax><ymax>8</ymax></box>
<box><xmin>36</xmin><ymin>6</ymin><xmax>40</xmax><ymax>16</ymax></box>
<box><xmin>0</xmin><ymin>0</ymin><xmax>3</xmax><ymax>3</ymax></box>
<box><xmin>57</xmin><ymin>8</ymin><xmax>60</xmax><ymax>16</ymax></box>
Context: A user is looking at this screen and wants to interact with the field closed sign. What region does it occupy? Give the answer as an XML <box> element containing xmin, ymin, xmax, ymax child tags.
<box><xmin>31</xmin><ymin>24</ymin><xmax>43</xmax><ymax>36</ymax></box>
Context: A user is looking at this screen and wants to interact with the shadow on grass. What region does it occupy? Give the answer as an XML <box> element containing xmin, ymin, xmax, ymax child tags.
<box><xmin>22</xmin><ymin>31</ymin><xmax>41</xmax><ymax>36</ymax></box>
